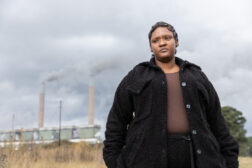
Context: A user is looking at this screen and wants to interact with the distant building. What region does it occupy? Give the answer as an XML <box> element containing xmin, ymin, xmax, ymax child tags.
<box><xmin>0</xmin><ymin>125</ymin><xmax>101</xmax><ymax>147</ymax></box>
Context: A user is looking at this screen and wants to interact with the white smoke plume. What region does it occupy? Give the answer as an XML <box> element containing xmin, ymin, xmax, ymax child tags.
<box><xmin>41</xmin><ymin>56</ymin><xmax>121</xmax><ymax>85</ymax></box>
<box><xmin>44</xmin><ymin>67</ymin><xmax>76</xmax><ymax>82</ymax></box>
<box><xmin>89</xmin><ymin>58</ymin><xmax>120</xmax><ymax>77</ymax></box>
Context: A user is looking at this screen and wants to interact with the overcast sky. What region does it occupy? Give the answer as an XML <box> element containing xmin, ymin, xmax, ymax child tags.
<box><xmin>0</xmin><ymin>0</ymin><xmax>251</xmax><ymax>139</ymax></box>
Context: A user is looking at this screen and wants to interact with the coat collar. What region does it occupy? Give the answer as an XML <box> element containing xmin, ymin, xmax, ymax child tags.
<box><xmin>137</xmin><ymin>56</ymin><xmax>201</xmax><ymax>71</ymax></box>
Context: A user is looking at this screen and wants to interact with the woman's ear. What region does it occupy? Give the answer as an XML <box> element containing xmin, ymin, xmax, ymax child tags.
<box><xmin>176</xmin><ymin>41</ymin><xmax>179</xmax><ymax>47</ymax></box>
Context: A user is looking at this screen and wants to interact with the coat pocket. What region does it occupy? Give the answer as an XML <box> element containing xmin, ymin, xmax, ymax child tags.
<box><xmin>126</xmin><ymin>78</ymin><xmax>152</xmax><ymax>95</ymax></box>
<box><xmin>122</xmin><ymin>133</ymin><xmax>144</xmax><ymax>167</ymax></box>
<box><xmin>126</xmin><ymin>78</ymin><xmax>152</xmax><ymax>123</ymax></box>
<box><xmin>208</xmin><ymin>131</ymin><xmax>220</xmax><ymax>152</ymax></box>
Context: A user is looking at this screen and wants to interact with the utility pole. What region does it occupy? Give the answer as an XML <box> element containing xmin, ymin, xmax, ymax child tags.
<box><xmin>11</xmin><ymin>114</ymin><xmax>15</xmax><ymax>142</ymax></box>
<box><xmin>12</xmin><ymin>114</ymin><xmax>15</xmax><ymax>131</ymax></box>
<box><xmin>58</xmin><ymin>100</ymin><xmax>62</xmax><ymax>147</ymax></box>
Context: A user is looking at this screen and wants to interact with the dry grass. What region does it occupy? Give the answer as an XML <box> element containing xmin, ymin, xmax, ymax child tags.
<box><xmin>0</xmin><ymin>141</ymin><xmax>106</xmax><ymax>168</ymax></box>
<box><xmin>239</xmin><ymin>157</ymin><xmax>252</xmax><ymax>168</ymax></box>
<box><xmin>0</xmin><ymin>142</ymin><xmax>251</xmax><ymax>168</ymax></box>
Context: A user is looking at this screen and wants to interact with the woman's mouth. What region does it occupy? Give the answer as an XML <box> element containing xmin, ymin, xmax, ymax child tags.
<box><xmin>160</xmin><ymin>48</ymin><xmax>168</xmax><ymax>53</ymax></box>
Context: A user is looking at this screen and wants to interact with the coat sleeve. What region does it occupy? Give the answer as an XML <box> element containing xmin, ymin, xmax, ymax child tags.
<box><xmin>103</xmin><ymin>70</ymin><xmax>134</xmax><ymax>168</ymax></box>
<box><xmin>200</xmin><ymin>71</ymin><xmax>239</xmax><ymax>168</ymax></box>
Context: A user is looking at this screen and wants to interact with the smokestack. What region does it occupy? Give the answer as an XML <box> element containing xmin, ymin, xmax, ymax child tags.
<box><xmin>38</xmin><ymin>83</ymin><xmax>45</xmax><ymax>128</ymax></box>
<box><xmin>88</xmin><ymin>85</ymin><xmax>94</xmax><ymax>125</ymax></box>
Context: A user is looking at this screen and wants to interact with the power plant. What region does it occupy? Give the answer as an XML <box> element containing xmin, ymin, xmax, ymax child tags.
<box><xmin>0</xmin><ymin>82</ymin><xmax>101</xmax><ymax>147</ymax></box>
<box><xmin>0</xmin><ymin>60</ymin><xmax>117</xmax><ymax>147</ymax></box>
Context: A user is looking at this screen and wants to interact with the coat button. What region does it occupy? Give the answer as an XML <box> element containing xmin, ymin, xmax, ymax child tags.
<box><xmin>162</xmin><ymin>80</ymin><xmax>165</xmax><ymax>85</ymax></box>
<box><xmin>186</xmin><ymin>104</ymin><xmax>191</xmax><ymax>109</ymax></box>
<box><xmin>196</xmin><ymin>149</ymin><xmax>202</xmax><ymax>155</ymax></box>
<box><xmin>122</xmin><ymin>145</ymin><xmax>126</xmax><ymax>150</ymax></box>
<box><xmin>192</xmin><ymin>130</ymin><xmax>197</xmax><ymax>135</ymax></box>
<box><xmin>181</xmin><ymin>82</ymin><xmax>186</xmax><ymax>87</ymax></box>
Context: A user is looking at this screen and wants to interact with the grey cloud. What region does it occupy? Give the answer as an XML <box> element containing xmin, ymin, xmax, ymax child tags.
<box><xmin>0</xmin><ymin>0</ymin><xmax>251</xmax><ymax>138</ymax></box>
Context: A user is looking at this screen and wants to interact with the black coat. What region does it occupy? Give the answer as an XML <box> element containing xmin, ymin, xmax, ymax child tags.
<box><xmin>103</xmin><ymin>57</ymin><xmax>239</xmax><ymax>168</ymax></box>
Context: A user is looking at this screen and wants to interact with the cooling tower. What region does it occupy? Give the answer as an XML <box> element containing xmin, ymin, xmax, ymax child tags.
<box><xmin>88</xmin><ymin>85</ymin><xmax>94</xmax><ymax>125</ymax></box>
<box><xmin>38</xmin><ymin>83</ymin><xmax>45</xmax><ymax>128</ymax></box>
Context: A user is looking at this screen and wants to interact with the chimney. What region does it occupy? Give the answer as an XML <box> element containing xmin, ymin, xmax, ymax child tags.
<box><xmin>38</xmin><ymin>83</ymin><xmax>45</xmax><ymax>128</ymax></box>
<box><xmin>88</xmin><ymin>85</ymin><xmax>94</xmax><ymax>125</ymax></box>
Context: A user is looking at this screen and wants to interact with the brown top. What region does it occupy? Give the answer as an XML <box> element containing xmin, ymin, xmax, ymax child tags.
<box><xmin>165</xmin><ymin>72</ymin><xmax>190</xmax><ymax>133</ymax></box>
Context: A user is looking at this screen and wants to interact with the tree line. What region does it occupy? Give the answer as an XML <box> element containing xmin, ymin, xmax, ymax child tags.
<box><xmin>221</xmin><ymin>106</ymin><xmax>252</xmax><ymax>156</ymax></box>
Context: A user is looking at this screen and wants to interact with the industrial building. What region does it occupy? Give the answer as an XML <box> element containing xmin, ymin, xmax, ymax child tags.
<box><xmin>0</xmin><ymin>124</ymin><xmax>101</xmax><ymax>147</ymax></box>
<box><xmin>0</xmin><ymin>78</ymin><xmax>101</xmax><ymax>148</ymax></box>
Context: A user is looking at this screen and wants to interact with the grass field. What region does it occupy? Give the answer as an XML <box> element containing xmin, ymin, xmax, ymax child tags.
<box><xmin>0</xmin><ymin>142</ymin><xmax>251</xmax><ymax>168</ymax></box>
<box><xmin>0</xmin><ymin>141</ymin><xmax>106</xmax><ymax>168</ymax></box>
<box><xmin>239</xmin><ymin>157</ymin><xmax>252</xmax><ymax>168</ymax></box>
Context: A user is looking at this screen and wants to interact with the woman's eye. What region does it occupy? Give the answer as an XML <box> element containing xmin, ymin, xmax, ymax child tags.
<box><xmin>165</xmin><ymin>36</ymin><xmax>171</xmax><ymax>40</ymax></box>
<box><xmin>152</xmin><ymin>39</ymin><xmax>158</xmax><ymax>43</ymax></box>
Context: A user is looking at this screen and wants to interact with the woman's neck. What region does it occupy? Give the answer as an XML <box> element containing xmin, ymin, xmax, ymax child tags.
<box><xmin>155</xmin><ymin>57</ymin><xmax>180</xmax><ymax>73</ymax></box>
